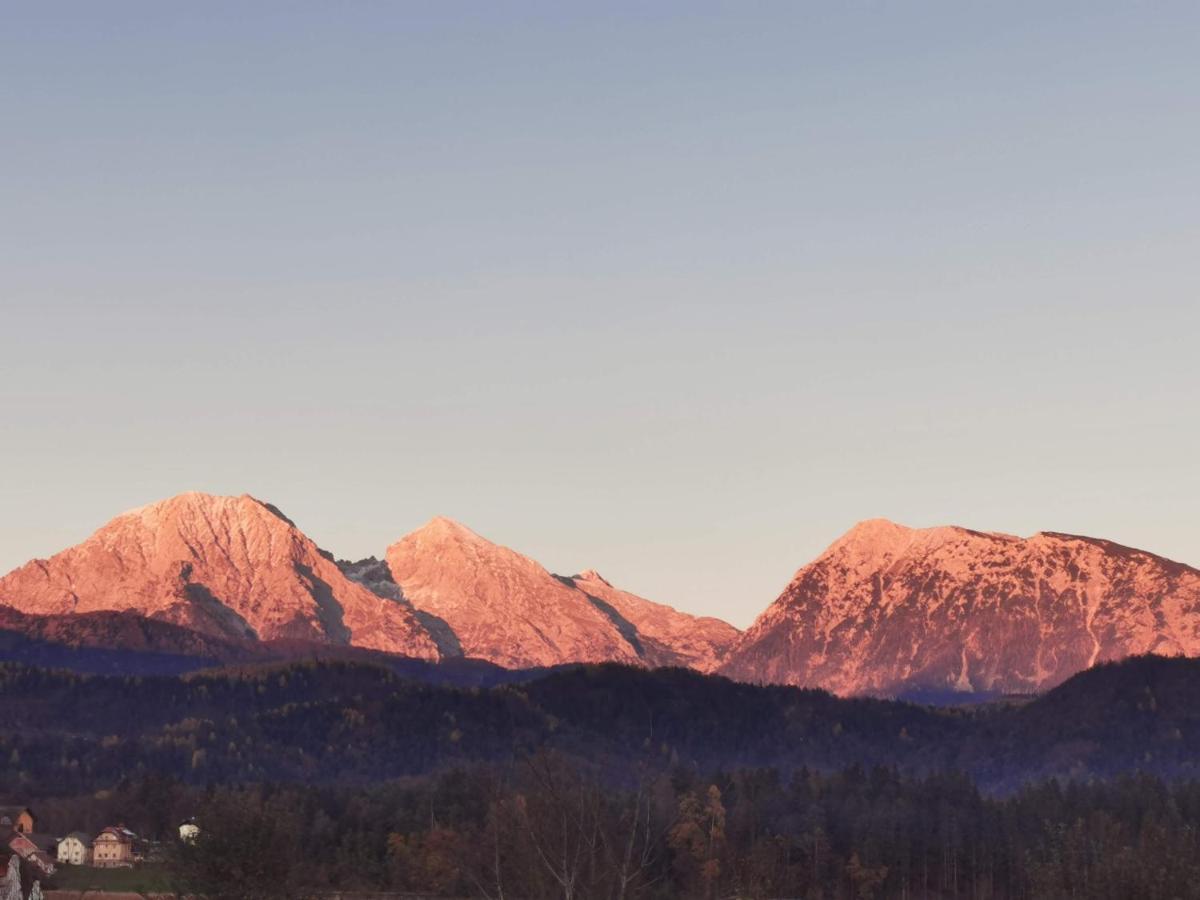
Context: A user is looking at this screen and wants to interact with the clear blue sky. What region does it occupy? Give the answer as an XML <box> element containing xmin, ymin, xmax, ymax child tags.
<box><xmin>2</xmin><ymin>3</ymin><xmax>1197</xmax><ymax>627</ymax></box>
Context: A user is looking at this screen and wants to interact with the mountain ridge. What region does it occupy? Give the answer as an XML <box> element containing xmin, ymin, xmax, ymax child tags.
<box><xmin>0</xmin><ymin>492</ymin><xmax>441</xmax><ymax>659</ymax></box>
<box><xmin>381</xmin><ymin>515</ymin><xmax>738</xmax><ymax>670</ymax></box>
<box><xmin>2</xmin><ymin>499</ymin><xmax>1198</xmax><ymax>696</ymax></box>
<box><xmin>720</xmin><ymin>517</ymin><xmax>1200</xmax><ymax>695</ymax></box>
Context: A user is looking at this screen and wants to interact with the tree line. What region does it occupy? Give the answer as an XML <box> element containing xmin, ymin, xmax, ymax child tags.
<box><xmin>44</xmin><ymin>759</ymin><xmax>1200</xmax><ymax>900</ymax></box>
<box><xmin>3</xmin><ymin>654</ymin><xmax>1200</xmax><ymax>798</ymax></box>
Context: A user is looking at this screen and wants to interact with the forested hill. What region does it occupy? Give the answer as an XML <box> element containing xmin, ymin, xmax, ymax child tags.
<box><xmin>1</xmin><ymin>654</ymin><xmax>1198</xmax><ymax>796</ymax></box>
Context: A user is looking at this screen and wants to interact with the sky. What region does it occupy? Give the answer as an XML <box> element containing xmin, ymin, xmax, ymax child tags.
<box><xmin>1</xmin><ymin>3</ymin><xmax>1197</xmax><ymax>628</ymax></box>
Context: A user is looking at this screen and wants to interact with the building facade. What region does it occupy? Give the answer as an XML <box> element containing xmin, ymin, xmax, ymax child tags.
<box><xmin>0</xmin><ymin>807</ymin><xmax>34</xmax><ymax>835</ymax></box>
<box><xmin>91</xmin><ymin>827</ymin><xmax>135</xmax><ymax>868</ymax></box>
<box><xmin>57</xmin><ymin>832</ymin><xmax>92</xmax><ymax>865</ymax></box>
<box><xmin>6</xmin><ymin>832</ymin><xmax>56</xmax><ymax>877</ymax></box>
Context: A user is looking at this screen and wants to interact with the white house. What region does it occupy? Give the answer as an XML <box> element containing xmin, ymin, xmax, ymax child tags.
<box><xmin>179</xmin><ymin>820</ymin><xmax>200</xmax><ymax>843</ymax></box>
<box><xmin>57</xmin><ymin>832</ymin><xmax>92</xmax><ymax>865</ymax></box>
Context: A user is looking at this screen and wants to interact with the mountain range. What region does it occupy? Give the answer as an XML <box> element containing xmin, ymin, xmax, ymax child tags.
<box><xmin>1</xmin><ymin>492</ymin><xmax>1197</xmax><ymax>696</ymax></box>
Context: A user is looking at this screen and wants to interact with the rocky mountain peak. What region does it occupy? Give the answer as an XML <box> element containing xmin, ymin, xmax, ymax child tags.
<box><xmin>384</xmin><ymin>521</ymin><xmax>738</xmax><ymax>670</ymax></box>
<box><xmin>574</xmin><ymin>569</ymin><xmax>613</xmax><ymax>587</ymax></box>
<box><xmin>0</xmin><ymin>492</ymin><xmax>440</xmax><ymax>659</ymax></box>
<box><xmin>722</xmin><ymin>519</ymin><xmax>1200</xmax><ymax>696</ymax></box>
<box><xmin>417</xmin><ymin>515</ymin><xmax>485</xmax><ymax>540</ymax></box>
<box><xmin>383</xmin><ymin>520</ymin><xmax>641</xmax><ymax>667</ymax></box>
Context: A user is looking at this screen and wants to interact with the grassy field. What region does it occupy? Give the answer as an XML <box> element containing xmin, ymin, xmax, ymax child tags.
<box><xmin>49</xmin><ymin>863</ymin><xmax>174</xmax><ymax>892</ymax></box>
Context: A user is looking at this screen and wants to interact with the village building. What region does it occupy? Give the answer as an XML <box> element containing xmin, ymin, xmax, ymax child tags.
<box><xmin>0</xmin><ymin>855</ymin><xmax>21</xmax><ymax>900</ymax></box>
<box><xmin>0</xmin><ymin>807</ymin><xmax>33</xmax><ymax>836</ymax></box>
<box><xmin>179</xmin><ymin>819</ymin><xmax>200</xmax><ymax>843</ymax></box>
<box><xmin>91</xmin><ymin>826</ymin><xmax>136</xmax><ymax>868</ymax></box>
<box><xmin>5</xmin><ymin>831</ymin><xmax>56</xmax><ymax>878</ymax></box>
<box><xmin>0</xmin><ymin>805</ymin><xmax>55</xmax><ymax>879</ymax></box>
<box><xmin>56</xmin><ymin>832</ymin><xmax>92</xmax><ymax>866</ymax></box>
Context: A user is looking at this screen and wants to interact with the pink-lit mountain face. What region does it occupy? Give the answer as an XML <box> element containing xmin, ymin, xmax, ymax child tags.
<box><xmin>563</xmin><ymin>570</ymin><xmax>739</xmax><ymax>672</ymax></box>
<box><xmin>382</xmin><ymin>517</ymin><xmax>739</xmax><ymax>670</ymax></box>
<box><xmin>3</xmin><ymin>499</ymin><xmax>1198</xmax><ymax>694</ymax></box>
<box><xmin>0</xmin><ymin>496</ymin><xmax>737</xmax><ymax>672</ymax></box>
<box><xmin>0</xmin><ymin>493</ymin><xmax>440</xmax><ymax>659</ymax></box>
<box><xmin>720</xmin><ymin>519</ymin><xmax>1200</xmax><ymax>696</ymax></box>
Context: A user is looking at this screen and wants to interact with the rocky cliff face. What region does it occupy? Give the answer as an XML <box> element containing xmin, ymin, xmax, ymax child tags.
<box><xmin>0</xmin><ymin>493</ymin><xmax>440</xmax><ymax>659</ymax></box>
<box><xmin>383</xmin><ymin>517</ymin><xmax>739</xmax><ymax>670</ymax></box>
<box><xmin>382</xmin><ymin>518</ymin><xmax>641</xmax><ymax>669</ymax></box>
<box><xmin>720</xmin><ymin>518</ymin><xmax>1200</xmax><ymax>695</ymax></box>
<box><xmin>563</xmin><ymin>570</ymin><xmax>739</xmax><ymax>671</ymax></box>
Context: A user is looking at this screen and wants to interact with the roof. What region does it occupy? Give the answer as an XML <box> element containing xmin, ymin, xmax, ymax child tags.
<box><xmin>0</xmin><ymin>805</ymin><xmax>30</xmax><ymax>823</ymax></box>
<box><xmin>61</xmin><ymin>831</ymin><xmax>92</xmax><ymax>843</ymax></box>
<box><xmin>23</xmin><ymin>832</ymin><xmax>56</xmax><ymax>851</ymax></box>
<box><xmin>5</xmin><ymin>833</ymin><xmax>55</xmax><ymax>874</ymax></box>
<box><xmin>6</xmin><ymin>832</ymin><xmax>34</xmax><ymax>855</ymax></box>
<box><xmin>96</xmin><ymin>826</ymin><xmax>135</xmax><ymax>842</ymax></box>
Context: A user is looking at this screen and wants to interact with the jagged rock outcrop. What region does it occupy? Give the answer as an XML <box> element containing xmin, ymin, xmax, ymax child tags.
<box><xmin>0</xmin><ymin>493</ymin><xmax>439</xmax><ymax>659</ymax></box>
<box><xmin>383</xmin><ymin>517</ymin><xmax>739</xmax><ymax>670</ymax></box>
<box><xmin>720</xmin><ymin>518</ymin><xmax>1200</xmax><ymax>695</ymax></box>
<box><xmin>564</xmin><ymin>570</ymin><xmax>739</xmax><ymax>671</ymax></box>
